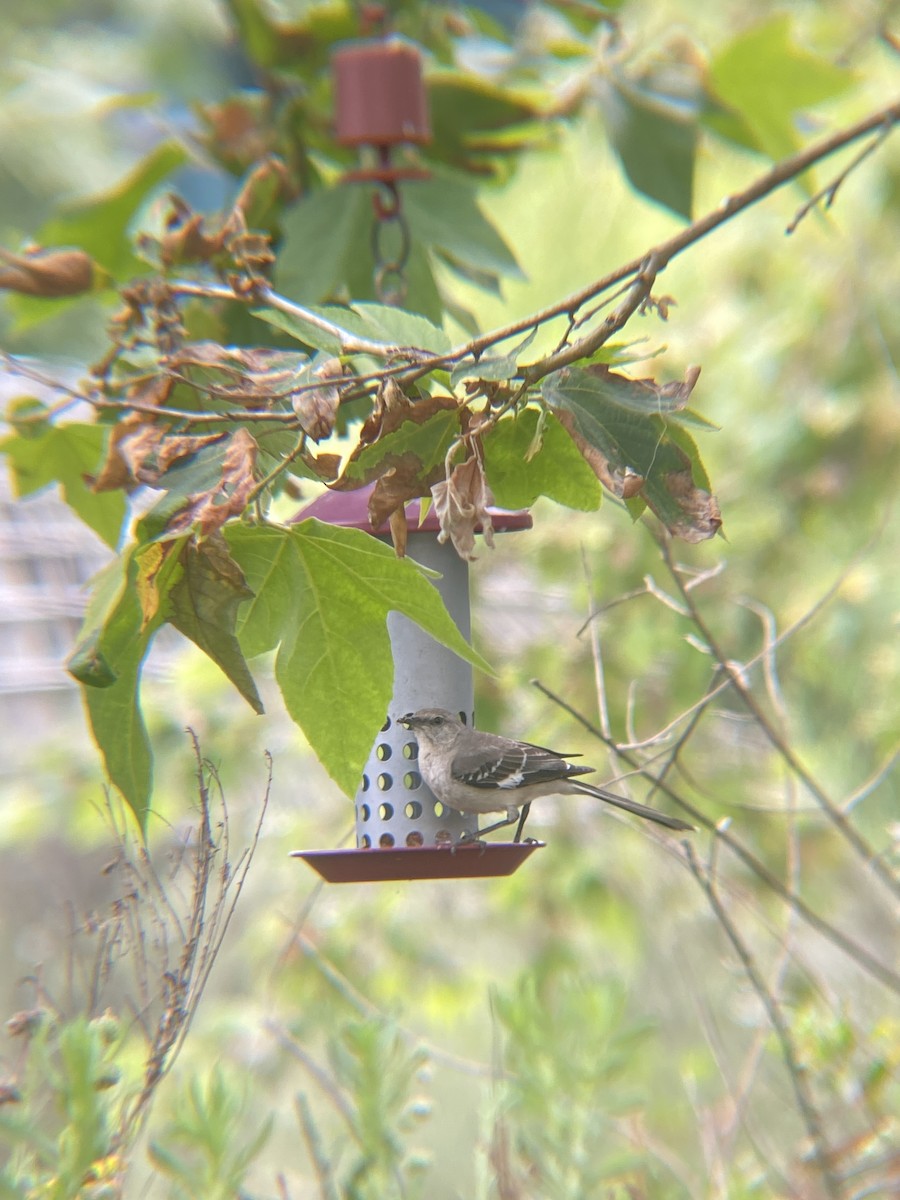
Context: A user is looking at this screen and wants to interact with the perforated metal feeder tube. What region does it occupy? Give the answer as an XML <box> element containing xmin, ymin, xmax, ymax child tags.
<box><xmin>291</xmin><ymin>486</ymin><xmax>542</xmax><ymax>882</ymax></box>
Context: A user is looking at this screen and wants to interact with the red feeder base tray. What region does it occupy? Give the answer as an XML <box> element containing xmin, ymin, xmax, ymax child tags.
<box><xmin>292</xmin><ymin>841</ymin><xmax>545</xmax><ymax>883</ymax></box>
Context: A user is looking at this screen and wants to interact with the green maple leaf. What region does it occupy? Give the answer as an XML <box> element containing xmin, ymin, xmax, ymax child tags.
<box><xmin>226</xmin><ymin>519</ymin><xmax>492</xmax><ymax>795</ymax></box>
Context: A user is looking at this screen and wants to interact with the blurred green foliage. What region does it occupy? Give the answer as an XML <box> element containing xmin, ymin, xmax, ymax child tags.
<box><xmin>0</xmin><ymin>0</ymin><xmax>898</xmax><ymax>1198</ymax></box>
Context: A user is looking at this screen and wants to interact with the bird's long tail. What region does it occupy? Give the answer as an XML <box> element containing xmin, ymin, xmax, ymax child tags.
<box><xmin>574</xmin><ymin>781</ymin><xmax>694</xmax><ymax>831</ymax></box>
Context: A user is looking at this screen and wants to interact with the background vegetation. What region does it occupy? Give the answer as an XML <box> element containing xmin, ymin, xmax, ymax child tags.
<box><xmin>0</xmin><ymin>0</ymin><xmax>897</xmax><ymax>1197</ymax></box>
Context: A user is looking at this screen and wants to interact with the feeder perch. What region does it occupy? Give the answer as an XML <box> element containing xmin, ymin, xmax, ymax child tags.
<box><xmin>333</xmin><ymin>36</ymin><xmax>432</xmax><ymax>185</ymax></box>
<box><xmin>291</xmin><ymin>485</ymin><xmax>542</xmax><ymax>882</ymax></box>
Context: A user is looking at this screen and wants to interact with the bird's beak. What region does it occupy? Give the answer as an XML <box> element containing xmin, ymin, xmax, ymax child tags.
<box><xmin>399</xmin><ymin>713</ymin><xmax>417</xmax><ymax>728</ymax></box>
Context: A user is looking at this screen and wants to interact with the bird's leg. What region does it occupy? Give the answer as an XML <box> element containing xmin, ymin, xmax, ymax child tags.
<box><xmin>471</xmin><ymin>806</ymin><xmax>520</xmax><ymax>839</ymax></box>
<box><xmin>513</xmin><ymin>801</ymin><xmax>532</xmax><ymax>843</ymax></box>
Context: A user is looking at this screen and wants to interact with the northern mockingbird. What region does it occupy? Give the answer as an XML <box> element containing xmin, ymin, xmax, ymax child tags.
<box><xmin>400</xmin><ymin>708</ymin><xmax>694</xmax><ymax>842</ymax></box>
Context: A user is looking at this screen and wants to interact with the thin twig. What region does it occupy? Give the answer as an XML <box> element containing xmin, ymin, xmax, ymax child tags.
<box><xmin>166</xmin><ymin>100</ymin><xmax>900</xmax><ymax>401</ymax></box>
<box><xmin>685</xmin><ymin>844</ymin><xmax>842</xmax><ymax>1200</ymax></box>
<box><xmin>657</xmin><ymin>537</ymin><xmax>900</xmax><ymax>903</ymax></box>
<box><xmin>289</xmin><ymin>934</ymin><xmax>502</xmax><ymax>1080</ymax></box>
<box><xmin>531</xmin><ymin>677</ymin><xmax>900</xmax><ymax>994</ymax></box>
<box><xmin>786</xmin><ymin>120</ymin><xmax>896</xmax><ymax>233</ymax></box>
<box><xmin>295</xmin><ymin>1093</ymin><xmax>340</xmax><ymax>1200</ymax></box>
<box><xmin>171</xmin><ymin>280</ymin><xmax>417</xmax><ymax>359</ymax></box>
<box><xmin>841</xmin><ymin>748</ymin><xmax>900</xmax><ymax>815</ymax></box>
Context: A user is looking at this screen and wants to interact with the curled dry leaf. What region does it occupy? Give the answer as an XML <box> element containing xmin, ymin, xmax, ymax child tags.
<box><xmin>228</xmin><ymin>230</ymin><xmax>275</xmax><ymax>274</ymax></box>
<box><xmin>585</xmin><ymin>362</ymin><xmax>702</xmax><ymax>411</ymax></box>
<box><xmin>366</xmin><ymin>453</ymin><xmax>437</xmax><ymax>529</ymax></box>
<box><xmin>91</xmin><ymin>377</ymin><xmax>176</xmax><ymax>491</ymax></box>
<box><xmin>94</xmin><ymin>417</ymin><xmax>225</xmax><ymax>493</ymax></box>
<box><xmin>168</xmin><ymin>343</ymin><xmax>309</xmax><ymax>407</ymax></box>
<box><xmin>168</xmin><ymin>427</ymin><xmax>258</xmax><ymax>537</ymax></box>
<box><xmin>354</xmin><ymin>378</ymin><xmax>459</xmax><ymax>450</ymax></box>
<box><xmin>431</xmin><ymin>454</ymin><xmax>495</xmax><ymax>561</ymax></box>
<box><xmin>334</xmin><ymin>385</ymin><xmax>459</xmax><ymax>526</ymax></box>
<box><xmin>357</xmin><ymin>376</ymin><xmax>414</xmax><ymax>446</ymax></box>
<box><xmin>155</xmin><ymin>164</ymin><xmax>288</xmax><ymax>271</ymax></box>
<box><xmin>292</xmin><ymin>357</ymin><xmax>344</xmax><ymax>441</ymax></box>
<box><xmin>158</xmin><ymin>196</ymin><xmax>225</xmax><ymax>267</ymax></box>
<box><xmin>659</xmin><ymin>363</ymin><xmax>701</xmax><ymax>404</ymax></box>
<box><xmin>663</xmin><ymin>469</ymin><xmax>722</xmax><ymax>542</ymax></box>
<box><xmin>301</xmin><ymin>450</ymin><xmax>341</xmax><ymax>481</ymax></box>
<box><xmin>0</xmin><ymin>246</ymin><xmax>95</xmax><ymax>298</ymax></box>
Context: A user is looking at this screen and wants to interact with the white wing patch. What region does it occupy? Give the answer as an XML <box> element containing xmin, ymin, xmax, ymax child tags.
<box><xmin>498</xmin><ymin>769</ymin><xmax>525</xmax><ymax>788</ymax></box>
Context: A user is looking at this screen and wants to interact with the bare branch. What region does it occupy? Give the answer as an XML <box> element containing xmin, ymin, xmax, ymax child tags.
<box><xmin>685</xmin><ymin>844</ymin><xmax>842</xmax><ymax>1200</ymax></box>
<box><xmin>157</xmin><ymin>99</ymin><xmax>900</xmax><ymax>405</ymax></box>
<box><xmin>531</xmin><ymin>676</ymin><xmax>900</xmax><ymax>994</ymax></box>
<box><xmin>786</xmin><ymin>118</ymin><xmax>896</xmax><ymax>233</ymax></box>
<box><xmin>170</xmin><ymin>280</ymin><xmax>420</xmax><ymax>359</ymax></box>
<box><xmin>657</xmin><ymin>536</ymin><xmax>900</xmax><ymax>904</ymax></box>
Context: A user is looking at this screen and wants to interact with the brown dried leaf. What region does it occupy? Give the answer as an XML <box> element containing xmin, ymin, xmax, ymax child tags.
<box><xmin>157</xmin><ymin>185</ymin><xmax>279</xmax><ymax>273</ymax></box>
<box><xmin>0</xmin><ymin>246</ymin><xmax>95</xmax><ymax>297</ymax></box>
<box><xmin>129</xmin><ymin>374</ymin><xmax>175</xmax><ymax>410</ymax></box>
<box><xmin>155</xmin><ymin>433</ymin><xmax>227</xmax><ymax>477</ymax></box>
<box><xmin>198</xmin><ymin>97</ymin><xmax>275</xmax><ymax>171</ymax></box>
<box><xmin>168</xmin><ymin>428</ymin><xmax>258</xmax><ymax>537</ymax></box>
<box><xmin>388</xmin><ymin>507</ymin><xmax>409</xmax><ymax>557</ymax></box>
<box><xmin>663</xmin><ymin>470</ymin><xmax>722</xmax><ymax>542</ymax></box>
<box><xmin>116</xmin><ymin>422</ymin><xmax>169</xmax><ymax>485</ymax></box>
<box><xmin>169</xmin><ymin>343</ymin><xmax>307</xmax><ymax>407</ymax></box>
<box><xmin>585</xmin><ymin>362</ymin><xmax>701</xmax><ymax>411</ymax></box>
<box><xmin>167</xmin><ymin>341</ymin><xmax>235</xmax><ymax>370</ymax></box>
<box><xmin>345</xmin><ymin>389</ymin><xmax>459</xmax><ymax>476</ymax></box>
<box><xmin>292</xmin><ymin>357</ymin><xmax>344</xmax><ymax>441</ymax></box>
<box><xmin>92</xmin><ymin>377</ymin><xmax>176</xmax><ymax>492</ymax></box>
<box><xmin>97</xmin><ymin>420</ymin><xmax>226</xmax><ymax>492</ymax></box>
<box><xmin>302</xmin><ymin>451</ymin><xmax>342</xmax><ymax>481</ymax></box>
<box><xmin>366</xmin><ymin>454</ymin><xmax>437</xmax><ymax>528</ymax></box>
<box><xmin>658</xmin><ymin>363</ymin><xmax>701</xmax><ymax>405</ymax></box>
<box><xmin>228</xmin><ymin>230</ymin><xmax>275</xmax><ymax>274</ymax></box>
<box><xmin>357</xmin><ymin>377</ymin><xmax>412</xmax><ymax>446</ymax></box>
<box><xmin>431</xmin><ymin>454</ymin><xmax>495</xmax><ymax>561</ymax></box>
<box><xmin>355</xmin><ymin>378</ymin><xmax>459</xmax><ymax>451</ymax></box>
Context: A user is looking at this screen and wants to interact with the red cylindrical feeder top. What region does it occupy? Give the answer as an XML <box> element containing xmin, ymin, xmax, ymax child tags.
<box><xmin>334</xmin><ymin>37</ymin><xmax>430</xmax><ymax>147</ymax></box>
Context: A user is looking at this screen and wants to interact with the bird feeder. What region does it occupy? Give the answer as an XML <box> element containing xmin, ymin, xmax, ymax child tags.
<box><xmin>332</xmin><ymin>34</ymin><xmax>431</xmax><ymax>303</ymax></box>
<box><xmin>333</xmin><ymin>35</ymin><xmax>432</xmax><ymax>187</ymax></box>
<box><xmin>291</xmin><ymin>486</ymin><xmax>543</xmax><ymax>882</ymax></box>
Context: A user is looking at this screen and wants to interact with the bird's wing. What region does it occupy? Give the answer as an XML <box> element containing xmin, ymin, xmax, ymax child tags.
<box><xmin>451</xmin><ymin>742</ymin><xmax>593</xmax><ymax>791</ymax></box>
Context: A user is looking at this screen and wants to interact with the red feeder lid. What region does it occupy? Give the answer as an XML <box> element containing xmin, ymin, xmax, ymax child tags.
<box><xmin>293</xmin><ymin>841</ymin><xmax>544</xmax><ymax>882</ymax></box>
<box><xmin>334</xmin><ymin>37</ymin><xmax>430</xmax><ymax>148</ymax></box>
<box><xmin>294</xmin><ymin>483</ymin><xmax>532</xmax><ymax>536</ymax></box>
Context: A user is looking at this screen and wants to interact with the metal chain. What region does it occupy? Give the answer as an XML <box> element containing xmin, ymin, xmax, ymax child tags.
<box><xmin>371</xmin><ymin>182</ymin><xmax>411</xmax><ymax>306</ymax></box>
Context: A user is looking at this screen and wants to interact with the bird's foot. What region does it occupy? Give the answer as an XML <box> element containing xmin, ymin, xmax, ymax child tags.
<box><xmin>452</xmin><ymin>831</ymin><xmax>488</xmax><ymax>854</ymax></box>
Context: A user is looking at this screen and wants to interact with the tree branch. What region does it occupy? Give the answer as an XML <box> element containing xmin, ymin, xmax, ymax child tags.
<box><xmin>657</xmin><ymin>536</ymin><xmax>900</xmax><ymax>904</ymax></box>
<box><xmin>685</xmin><ymin>844</ymin><xmax>842</xmax><ymax>1200</ymax></box>
<box><xmin>162</xmin><ymin>97</ymin><xmax>900</xmax><ymax>405</ymax></box>
<box><xmin>531</xmin><ymin>677</ymin><xmax>900</xmax><ymax>995</ymax></box>
<box><xmin>443</xmin><ymin>97</ymin><xmax>900</xmax><ymax>384</ymax></box>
